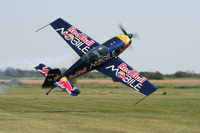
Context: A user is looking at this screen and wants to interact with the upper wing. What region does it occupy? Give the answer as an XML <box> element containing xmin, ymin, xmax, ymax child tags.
<box><xmin>50</xmin><ymin>18</ymin><xmax>100</xmax><ymax>57</ymax></box>
<box><xmin>96</xmin><ymin>57</ymin><xmax>157</xmax><ymax>95</ymax></box>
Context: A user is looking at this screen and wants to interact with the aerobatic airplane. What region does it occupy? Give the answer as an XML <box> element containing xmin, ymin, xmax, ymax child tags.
<box><xmin>35</xmin><ymin>18</ymin><xmax>157</xmax><ymax>97</ymax></box>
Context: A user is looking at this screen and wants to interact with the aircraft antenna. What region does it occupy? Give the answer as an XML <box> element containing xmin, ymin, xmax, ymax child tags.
<box><xmin>133</xmin><ymin>95</ymin><xmax>148</xmax><ymax>106</ymax></box>
<box><xmin>35</xmin><ymin>23</ymin><xmax>50</xmax><ymax>32</ymax></box>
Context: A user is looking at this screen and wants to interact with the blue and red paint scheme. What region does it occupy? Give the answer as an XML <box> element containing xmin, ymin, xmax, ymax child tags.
<box><xmin>35</xmin><ymin>18</ymin><xmax>157</xmax><ymax>96</ymax></box>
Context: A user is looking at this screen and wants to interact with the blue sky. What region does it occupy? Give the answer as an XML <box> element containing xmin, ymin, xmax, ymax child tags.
<box><xmin>0</xmin><ymin>0</ymin><xmax>199</xmax><ymax>74</ymax></box>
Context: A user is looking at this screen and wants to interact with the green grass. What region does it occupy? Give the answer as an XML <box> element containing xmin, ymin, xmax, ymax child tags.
<box><xmin>0</xmin><ymin>83</ymin><xmax>200</xmax><ymax>133</ymax></box>
<box><xmin>155</xmin><ymin>83</ymin><xmax>200</xmax><ymax>89</ymax></box>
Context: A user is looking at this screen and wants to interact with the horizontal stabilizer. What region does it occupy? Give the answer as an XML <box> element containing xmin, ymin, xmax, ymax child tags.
<box><xmin>35</xmin><ymin>63</ymin><xmax>52</xmax><ymax>77</ymax></box>
<box><xmin>54</xmin><ymin>77</ymin><xmax>80</xmax><ymax>96</ymax></box>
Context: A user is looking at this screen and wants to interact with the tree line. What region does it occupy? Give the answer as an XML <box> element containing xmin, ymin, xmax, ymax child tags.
<box><xmin>0</xmin><ymin>67</ymin><xmax>199</xmax><ymax>79</ymax></box>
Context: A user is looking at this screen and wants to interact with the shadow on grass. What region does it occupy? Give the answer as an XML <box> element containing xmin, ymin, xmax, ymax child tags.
<box><xmin>14</xmin><ymin>109</ymin><xmax>132</xmax><ymax>114</ymax></box>
<box><xmin>21</xmin><ymin>110</ymin><xmax>95</xmax><ymax>113</ymax></box>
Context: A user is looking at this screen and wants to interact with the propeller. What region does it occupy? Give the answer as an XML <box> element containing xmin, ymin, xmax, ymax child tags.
<box><xmin>119</xmin><ymin>24</ymin><xmax>140</xmax><ymax>51</ymax></box>
<box><xmin>119</xmin><ymin>24</ymin><xmax>128</xmax><ymax>36</ymax></box>
<box><xmin>119</xmin><ymin>24</ymin><xmax>140</xmax><ymax>40</ymax></box>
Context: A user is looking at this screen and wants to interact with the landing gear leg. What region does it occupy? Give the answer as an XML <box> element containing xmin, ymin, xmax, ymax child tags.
<box><xmin>46</xmin><ymin>87</ymin><xmax>56</xmax><ymax>95</ymax></box>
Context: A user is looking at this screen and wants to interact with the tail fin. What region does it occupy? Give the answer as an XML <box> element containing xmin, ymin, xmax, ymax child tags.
<box><xmin>35</xmin><ymin>63</ymin><xmax>61</xmax><ymax>88</ymax></box>
<box><xmin>42</xmin><ymin>69</ymin><xmax>62</xmax><ymax>88</ymax></box>
<box><xmin>35</xmin><ymin>64</ymin><xmax>80</xmax><ymax>96</ymax></box>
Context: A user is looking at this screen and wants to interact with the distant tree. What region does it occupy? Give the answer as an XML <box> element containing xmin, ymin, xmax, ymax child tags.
<box><xmin>78</xmin><ymin>71</ymin><xmax>107</xmax><ymax>79</ymax></box>
<box><xmin>172</xmin><ymin>71</ymin><xmax>197</xmax><ymax>78</ymax></box>
<box><xmin>140</xmin><ymin>71</ymin><xmax>164</xmax><ymax>80</ymax></box>
<box><xmin>197</xmin><ymin>74</ymin><xmax>200</xmax><ymax>79</ymax></box>
<box><xmin>2</xmin><ymin>67</ymin><xmax>41</xmax><ymax>78</ymax></box>
<box><xmin>0</xmin><ymin>67</ymin><xmax>200</xmax><ymax>79</ymax></box>
<box><xmin>4</xmin><ymin>67</ymin><xmax>18</xmax><ymax>77</ymax></box>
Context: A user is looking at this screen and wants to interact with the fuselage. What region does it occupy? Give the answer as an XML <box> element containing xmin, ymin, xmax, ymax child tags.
<box><xmin>64</xmin><ymin>34</ymin><xmax>132</xmax><ymax>79</ymax></box>
<box><xmin>81</xmin><ymin>34</ymin><xmax>131</xmax><ymax>68</ymax></box>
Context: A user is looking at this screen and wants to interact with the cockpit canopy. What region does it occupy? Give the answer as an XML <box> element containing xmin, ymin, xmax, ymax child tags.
<box><xmin>82</xmin><ymin>45</ymin><xmax>109</xmax><ymax>63</ymax></box>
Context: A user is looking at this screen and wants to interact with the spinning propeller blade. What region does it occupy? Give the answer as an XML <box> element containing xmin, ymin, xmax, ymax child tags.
<box><xmin>119</xmin><ymin>24</ymin><xmax>139</xmax><ymax>40</ymax></box>
<box><xmin>119</xmin><ymin>24</ymin><xmax>140</xmax><ymax>50</ymax></box>
<box><xmin>119</xmin><ymin>24</ymin><xmax>128</xmax><ymax>35</ymax></box>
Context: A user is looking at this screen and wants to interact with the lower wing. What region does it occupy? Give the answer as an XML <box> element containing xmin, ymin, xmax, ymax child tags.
<box><xmin>96</xmin><ymin>57</ymin><xmax>157</xmax><ymax>95</ymax></box>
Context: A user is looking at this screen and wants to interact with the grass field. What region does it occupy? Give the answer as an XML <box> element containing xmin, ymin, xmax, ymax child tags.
<box><xmin>0</xmin><ymin>79</ymin><xmax>200</xmax><ymax>133</ymax></box>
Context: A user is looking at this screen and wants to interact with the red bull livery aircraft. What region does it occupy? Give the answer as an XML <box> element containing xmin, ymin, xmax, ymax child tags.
<box><xmin>35</xmin><ymin>18</ymin><xmax>157</xmax><ymax>98</ymax></box>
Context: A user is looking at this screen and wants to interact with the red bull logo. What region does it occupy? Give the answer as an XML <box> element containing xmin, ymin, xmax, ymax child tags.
<box><xmin>118</xmin><ymin>63</ymin><xmax>146</xmax><ymax>83</ymax></box>
<box><xmin>116</xmin><ymin>71</ymin><xmax>126</xmax><ymax>79</ymax></box>
<box><xmin>56</xmin><ymin>78</ymin><xmax>73</xmax><ymax>93</ymax></box>
<box><xmin>63</xmin><ymin>33</ymin><xmax>74</xmax><ymax>41</ymax></box>
<box><xmin>56</xmin><ymin>28</ymin><xmax>91</xmax><ymax>54</ymax></box>
<box><xmin>68</xmin><ymin>26</ymin><xmax>95</xmax><ymax>46</ymax></box>
<box><xmin>38</xmin><ymin>66</ymin><xmax>49</xmax><ymax>76</ymax></box>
